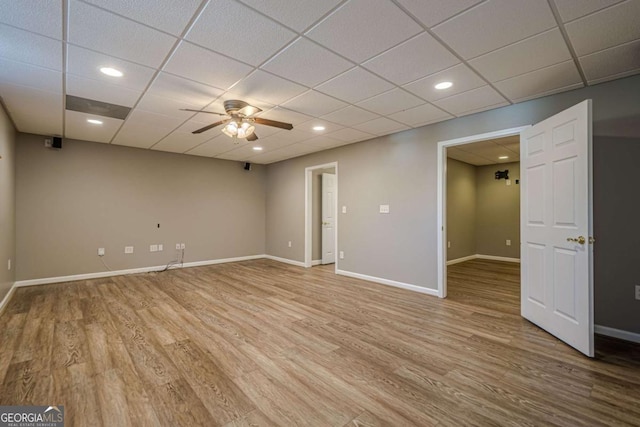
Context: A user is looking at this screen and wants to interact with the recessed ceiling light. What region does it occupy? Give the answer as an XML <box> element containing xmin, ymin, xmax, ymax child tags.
<box><xmin>499</xmin><ymin>155</ymin><xmax>509</xmax><ymax>159</ymax></box>
<box><xmin>100</xmin><ymin>67</ymin><xmax>123</xmax><ymax>77</ymax></box>
<box><xmin>313</xmin><ymin>125</ymin><xmax>326</xmax><ymax>131</ymax></box>
<box><xmin>253</xmin><ymin>146</ymin><xmax>263</xmax><ymax>151</ymax></box>
<box><xmin>434</xmin><ymin>81</ymin><xmax>453</xmax><ymax>90</ymax></box>
<box><xmin>87</xmin><ymin>119</ymin><xmax>103</xmax><ymax>125</ymax></box>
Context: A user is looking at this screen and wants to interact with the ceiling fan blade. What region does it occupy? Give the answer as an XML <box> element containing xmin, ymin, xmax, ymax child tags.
<box><xmin>180</xmin><ymin>108</ymin><xmax>227</xmax><ymax>116</ymax></box>
<box><xmin>246</xmin><ymin>132</ymin><xmax>258</xmax><ymax>142</ymax></box>
<box><xmin>192</xmin><ymin>119</ymin><xmax>228</xmax><ymax>134</ymax></box>
<box><xmin>253</xmin><ymin>117</ymin><xmax>293</xmax><ymax>130</ymax></box>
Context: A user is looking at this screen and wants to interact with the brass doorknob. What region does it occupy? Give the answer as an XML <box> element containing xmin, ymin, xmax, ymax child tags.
<box><xmin>567</xmin><ymin>236</ymin><xmax>586</xmax><ymax>245</ymax></box>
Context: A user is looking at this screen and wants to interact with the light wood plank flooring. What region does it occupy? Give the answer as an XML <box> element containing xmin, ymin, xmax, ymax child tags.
<box><xmin>0</xmin><ymin>259</ymin><xmax>639</xmax><ymax>426</ymax></box>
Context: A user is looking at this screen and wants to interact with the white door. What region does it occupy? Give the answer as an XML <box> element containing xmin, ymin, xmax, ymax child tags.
<box><xmin>321</xmin><ymin>173</ymin><xmax>336</xmax><ymax>264</ymax></box>
<box><xmin>520</xmin><ymin>100</ymin><xmax>594</xmax><ymax>357</ymax></box>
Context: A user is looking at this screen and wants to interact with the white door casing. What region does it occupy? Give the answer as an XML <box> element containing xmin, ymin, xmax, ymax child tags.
<box><xmin>520</xmin><ymin>100</ymin><xmax>594</xmax><ymax>357</ymax></box>
<box><xmin>321</xmin><ymin>173</ymin><xmax>336</xmax><ymax>264</ymax></box>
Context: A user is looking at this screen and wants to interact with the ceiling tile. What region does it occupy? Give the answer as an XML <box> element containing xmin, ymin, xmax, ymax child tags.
<box><xmin>66</xmin><ymin>74</ymin><xmax>142</xmax><ymax>107</ymax></box>
<box><xmin>296</xmin><ymin>119</ymin><xmax>344</xmax><ymax>135</ymax></box>
<box><xmin>83</xmin><ymin>0</ymin><xmax>201</xmax><ymax>36</ymax></box>
<box><xmin>0</xmin><ymin>58</ymin><xmax>62</xmax><ymax>93</ymax></box>
<box><xmin>147</xmin><ymin>72</ymin><xmax>223</xmax><ymax>107</ymax></box>
<box><xmin>216</xmin><ymin>143</ymin><xmax>267</xmax><ymax>161</ymax></box>
<box><xmin>468</xmin><ymin>29</ymin><xmax>572</xmax><ymax>82</ymax></box>
<box><xmin>320</xmin><ymin>105</ymin><xmax>380</xmax><ymax>127</ymax></box>
<box><xmin>246</xmin><ymin>132</ymin><xmax>302</xmax><ymax>151</ymax></box>
<box><xmin>565</xmin><ymin>0</ymin><xmax>640</xmax><ymax>56</ymax></box>
<box><xmin>112</xmin><ymin>110</ymin><xmax>182</xmax><ymax>148</ymax></box>
<box><xmin>229</xmin><ymin>70</ymin><xmax>308</xmax><ymax>105</ymax></box>
<box><xmin>403</xmin><ymin>64</ymin><xmax>485</xmax><ymax>101</ymax></box>
<box><xmin>326</xmin><ymin>127</ymin><xmax>374</xmax><ymax>142</ymax></box>
<box><xmin>553</xmin><ymin>0</ymin><xmax>625</xmax><ymax>23</ymax></box>
<box><xmin>0</xmin><ymin>24</ymin><xmax>62</xmax><ymax>70</ymax></box>
<box><xmin>353</xmin><ymin>117</ymin><xmax>409</xmax><ymax>136</ymax></box>
<box><xmin>434</xmin><ymin>85</ymin><xmax>508</xmax><ymax>116</ymax></box>
<box><xmin>362</xmin><ymin>33</ymin><xmax>460</xmax><ymax>85</ymax></box>
<box><xmin>448</xmin><ymin>148</ymin><xmax>494</xmax><ymax>166</ymax></box>
<box><xmin>136</xmin><ymin>93</ymin><xmax>204</xmax><ymax>119</ymax></box>
<box><xmin>259</xmin><ymin>107</ymin><xmax>313</xmax><ymax>126</ymax></box>
<box><xmin>280</xmin><ymin>90</ymin><xmax>347</xmax><ymax>117</ymax></box>
<box><xmin>237</xmin><ymin>0</ymin><xmax>343</xmax><ymax>32</ymax></box>
<box><xmin>356</xmin><ymin>89</ymin><xmax>424</xmax><ymax>116</ymax></box>
<box><xmin>494</xmin><ymin>60</ymin><xmax>583</xmax><ymax>102</ymax></box>
<box><xmin>68</xmin><ymin>0</ymin><xmax>177</xmax><ymax>68</ymax></box>
<box><xmin>163</xmin><ymin>41</ymin><xmax>253</xmax><ymax>91</ymax></box>
<box><xmin>580</xmin><ymin>39</ymin><xmax>640</xmax><ymax>84</ymax></box>
<box><xmin>66</xmin><ymin>45</ymin><xmax>156</xmax><ymax>91</ymax></box>
<box><xmin>0</xmin><ymin>84</ymin><xmax>62</xmax><ymax>135</ymax></box>
<box><xmin>150</xmin><ymin>127</ymin><xmax>215</xmax><ymax>154</ymax></box>
<box><xmin>262</xmin><ymin>38</ymin><xmax>353</xmax><ymax>87</ymax></box>
<box><xmin>389</xmin><ymin>103</ymin><xmax>453</xmax><ymax>126</ymax></box>
<box><xmin>395</xmin><ymin>0</ymin><xmax>484</xmax><ymax>27</ymax></box>
<box><xmin>306</xmin><ymin>0</ymin><xmax>422</xmax><ymax>63</ymax></box>
<box><xmin>301</xmin><ymin>135</ymin><xmax>347</xmax><ymax>149</ymax></box>
<box><xmin>64</xmin><ymin>110</ymin><xmax>122</xmax><ymax>143</ymax></box>
<box><xmin>185</xmin><ymin>0</ymin><xmax>296</xmax><ymax>66</ymax></box>
<box><xmin>186</xmin><ymin>134</ymin><xmax>252</xmax><ymax>157</ymax></box>
<box><xmin>0</xmin><ymin>0</ymin><xmax>62</xmax><ymax>39</ymax></box>
<box><xmin>316</xmin><ymin>67</ymin><xmax>394</xmax><ymax>104</ymax></box>
<box><xmin>432</xmin><ymin>0</ymin><xmax>556</xmax><ymax>59</ymax></box>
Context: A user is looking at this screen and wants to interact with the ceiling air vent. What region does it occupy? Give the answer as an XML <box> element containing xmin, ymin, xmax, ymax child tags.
<box><xmin>65</xmin><ymin>95</ymin><xmax>131</xmax><ymax>120</ymax></box>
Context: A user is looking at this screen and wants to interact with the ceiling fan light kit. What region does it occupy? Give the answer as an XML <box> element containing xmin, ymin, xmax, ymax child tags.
<box><xmin>181</xmin><ymin>99</ymin><xmax>293</xmax><ymax>142</ymax></box>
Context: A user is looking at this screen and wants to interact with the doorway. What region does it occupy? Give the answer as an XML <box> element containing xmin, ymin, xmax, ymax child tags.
<box><xmin>305</xmin><ymin>162</ymin><xmax>338</xmax><ymax>270</ymax></box>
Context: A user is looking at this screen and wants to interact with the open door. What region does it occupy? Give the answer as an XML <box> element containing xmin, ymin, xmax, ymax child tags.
<box><xmin>520</xmin><ymin>100</ymin><xmax>594</xmax><ymax>357</ymax></box>
<box><xmin>321</xmin><ymin>173</ymin><xmax>336</xmax><ymax>264</ymax></box>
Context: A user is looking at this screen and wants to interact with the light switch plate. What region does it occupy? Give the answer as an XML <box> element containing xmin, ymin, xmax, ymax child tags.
<box><xmin>379</xmin><ymin>204</ymin><xmax>390</xmax><ymax>214</ymax></box>
<box><xmin>342</xmin><ymin>206</ymin><xmax>347</xmax><ymax>214</ymax></box>
<box><xmin>124</xmin><ymin>246</ymin><xmax>134</xmax><ymax>254</ymax></box>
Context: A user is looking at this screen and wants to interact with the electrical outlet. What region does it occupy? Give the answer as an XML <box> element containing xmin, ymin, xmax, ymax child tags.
<box><xmin>180</xmin><ymin>243</ymin><xmax>185</xmax><ymax>250</ymax></box>
<box><xmin>176</xmin><ymin>243</ymin><xmax>181</xmax><ymax>250</ymax></box>
<box><xmin>150</xmin><ymin>244</ymin><xmax>158</xmax><ymax>252</ymax></box>
<box><xmin>635</xmin><ymin>285</ymin><xmax>640</xmax><ymax>300</ymax></box>
<box><xmin>379</xmin><ymin>204</ymin><xmax>390</xmax><ymax>214</ymax></box>
<box><xmin>97</xmin><ymin>248</ymin><xmax>105</xmax><ymax>256</ymax></box>
<box><xmin>506</xmin><ymin>239</ymin><xmax>511</xmax><ymax>246</ymax></box>
<box><xmin>288</xmin><ymin>241</ymin><xmax>292</xmax><ymax>248</ymax></box>
<box><xmin>339</xmin><ymin>251</ymin><xmax>344</xmax><ymax>259</ymax></box>
<box><xmin>506</xmin><ymin>179</ymin><xmax>511</xmax><ymax>186</ymax></box>
<box><xmin>124</xmin><ymin>246</ymin><xmax>134</xmax><ymax>254</ymax></box>
<box><xmin>158</xmin><ymin>244</ymin><xmax>163</xmax><ymax>251</ymax></box>
<box><xmin>342</xmin><ymin>206</ymin><xmax>347</xmax><ymax>214</ymax></box>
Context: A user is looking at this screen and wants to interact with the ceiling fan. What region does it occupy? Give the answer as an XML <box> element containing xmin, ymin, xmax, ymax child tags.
<box><xmin>181</xmin><ymin>100</ymin><xmax>293</xmax><ymax>142</ymax></box>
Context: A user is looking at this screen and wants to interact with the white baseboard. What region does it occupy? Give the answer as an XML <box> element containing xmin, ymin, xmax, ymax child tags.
<box><xmin>263</xmin><ymin>255</ymin><xmax>306</xmax><ymax>268</ymax></box>
<box><xmin>447</xmin><ymin>254</ymin><xmax>477</xmax><ymax>265</ymax></box>
<box><xmin>595</xmin><ymin>325</ymin><xmax>640</xmax><ymax>344</ymax></box>
<box><xmin>14</xmin><ymin>254</ymin><xmax>266</xmax><ymax>288</ymax></box>
<box><xmin>0</xmin><ymin>283</ymin><xmax>16</xmax><ymax>316</ymax></box>
<box><xmin>447</xmin><ymin>254</ymin><xmax>520</xmax><ymax>265</ymax></box>
<box><xmin>336</xmin><ymin>269</ymin><xmax>439</xmax><ymax>297</ymax></box>
<box><xmin>311</xmin><ymin>259</ymin><xmax>322</xmax><ymax>266</ymax></box>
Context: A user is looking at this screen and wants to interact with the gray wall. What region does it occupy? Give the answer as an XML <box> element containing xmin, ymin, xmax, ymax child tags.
<box><xmin>265</xmin><ymin>75</ymin><xmax>640</xmax><ymax>334</ymax></box>
<box><xmin>16</xmin><ymin>134</ymin><xmax>266</xmax><ymax>280</ymax></box>
<box><xmin>476</xmin><ymin>161</ymin><xmax>520</xmax><ymax>259</ymax></box>
<box><xmin>446</xmin><ymin>158</ymin><xmax>476</xmax><ymax>260</ymax></box>
<box><xmin>593</xmin><ymin>136</ymin><xmax>640</xmax><ymax>334</ymax></box>
<box><xmin>0</xmin><ymin>105</ymin><xmax>16</xmax><ymax>302</ymax></box>
<box><xmin>312</xmin><ymin>167</ymin><xmax>335</xmax><ymax>261</ymax></box>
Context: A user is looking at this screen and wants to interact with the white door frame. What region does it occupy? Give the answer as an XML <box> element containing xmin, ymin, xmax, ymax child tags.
<box><xmin>436</xmin><ymin>126</ymin><xmax>530</xmax><ymax>298</ymax></box>
<box><xmin>305</xmin><ymin>162</ymin><xmax>338</xmax><ymax>270</ymax></box>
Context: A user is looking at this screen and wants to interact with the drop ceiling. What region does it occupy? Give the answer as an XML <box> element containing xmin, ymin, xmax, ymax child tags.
<box><xmin>0</xmin><ymin>0</ymin><xmax>639</xmax><ymax>164</ymax></box>
<box><xmin>447</xmin><ymin>135</ymin><xmax>520</xmax><ymax>166</ymax></box>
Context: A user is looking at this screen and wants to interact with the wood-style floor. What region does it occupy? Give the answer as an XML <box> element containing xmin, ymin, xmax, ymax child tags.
<box><xmin>1</xmin><ymin>259</ymin><xmax>639</xmax><ymax>426</ymax></box>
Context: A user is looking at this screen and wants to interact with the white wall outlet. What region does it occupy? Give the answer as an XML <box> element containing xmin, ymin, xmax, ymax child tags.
<box><xmin>342</xmin><ymin>205</ymin><xmax>347</xmax><ymax>214</ymax></box>
<box><xmin>635</xmin><ymin>285</ymin><xmax>640</xmax><ymax>300</ymax></box>
<box><xmin>44</xmin><ymin>138</ymin><xmax>52</xmax><ymax>148</ymax></box>
<box><xmin>506</xmin><ymin>179</ymin><xmax>511</xmax><ymax>186</ymax></box>
<box><xmin>180</xmin><ymin>243</ymin><xmax>185</xmax><ymax>250</ymax></box>
<box><xmin>124</xmin><ymin>246</ymin><xmax>134</xmax><ymax>254</ymax></box>
<box><xmin>448</xmin><ymin>241</ymin><xmax>451</xmax><ymax>248</ymax></box>
<box><xmin>7</xmin><ymin>259</ymin><xmax>11</xmax><ymax>271</ymax></box>
<box><xmin>97</xmin><ymin>248</ymin><xmax>105</xmax><ymax>256</ymax></box>
<box><xmin>176</xmin><ymin>243</ymin><xmax>181</xmax><ymax>250</ymax></box>
<box><xmin>339</xmin><ymin>251</ymin><xmax>344</xmax><ymax>259</ymax></box>
<box><xmin>288</xmin><ymin>241</ymin><xmax>292</xmax><ymax>248</ymax></box>
<box><xmin>379</xmin><ymin>204</ymin><xmax>390</xmax><ymax>214</ymax></box>
<box><xmin>506</xmin><ymin>239</ymin><xmax>511</xmax><ymax>246</ymax></box>
<box><xmin>150</xmin><ymin>244</ymin><xmax>158</xmax><ymax>252</ymax></box>
<box><xmin>158</xmin><ymin>244</ymin><xmax>163</xmax><ymax>251</ymax></box>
